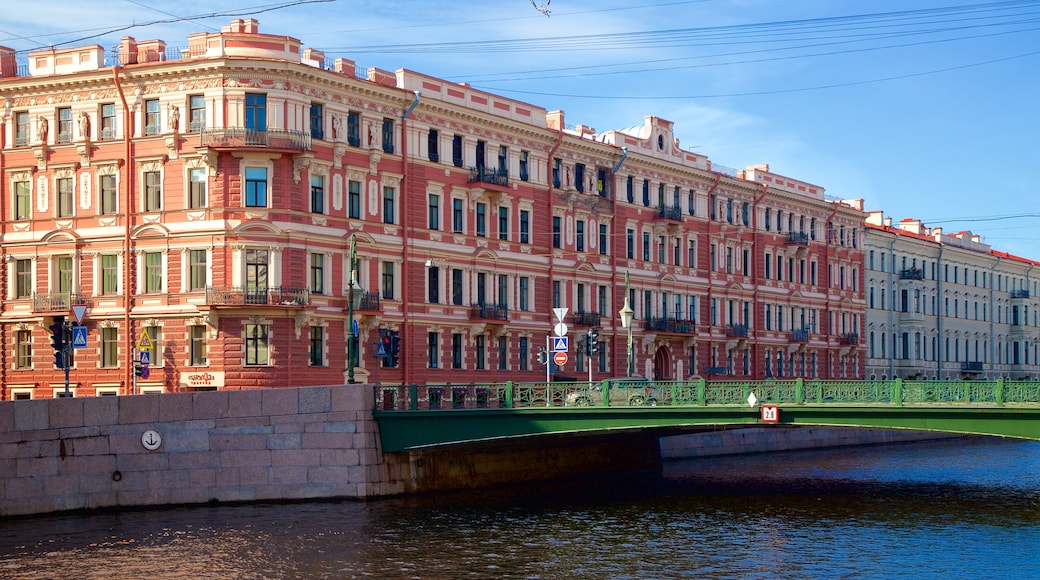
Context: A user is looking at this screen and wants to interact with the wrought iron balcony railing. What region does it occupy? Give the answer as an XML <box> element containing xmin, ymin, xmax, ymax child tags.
<box><xmin>1011</xmin><ymin>289</ymin><xmax>1030</xmax><ymax>299</ymax></box>
<box><xmin>33</xmin><ymin>292</ymin><xmax>87</xmax><ymax>312</ymax></box>
<box><xmin>573</xmin><ymin>311</ymin><xmax>602</xmax><ymax>327</ymax></box>
<box><xmin>726</xmin><ymin>324</ymin><xmax>749</xmax><ymax>338</ymax></box>
<box><xmin>786</xmin><ymin>232</ymin><xmax>810</xmax><ymax>246</ymax></box>
<box><xmin>840</xmin><ymin>332</ymin><xmax>860</xmax><ymax>345</ymax></box>
<box><xmin>468</xmin><ymin>167</ymin><xmax>509</xmax><ymax>187</ymax></box>
<box><xmin>468</xmin><ymin>302</ymin><xmax>509</xmax><ymax>321</ymax></box>
<box><xmin>656</xmin><ymin>205</ymin><xmax>683</xmax><ymax>221</ymax></box>
<box><xmin>961</xmin><ymin>361</ymin><xmax>984</xmax><ymax>372</ymax></box>
<box><xmin>199</xmin><ymin>128</ymin><xmax>312</xmax><ymax>151</ymax></box>
<box><xmin>355</xmin><ymin>290</ymin><xmax>381</xmax><ymax>311</ymax></box>
<box><xmin>644</xmin><ymin>317</ymin><xmax>697</xmax><ymax>334</ymax></box>
<box><xmin>791</xmin><ymin>328</ymin><xmax>810</xmax><ymax>342</ymax></box>
<box><xmin>899</xmin><ymin>268</ymin><xmax>925</xmax><ymax>280</ymax></box>
<box><xmin>206</xmin><ymin>286</ymin><xmax>310</xmax><ymax>306</ymax></box>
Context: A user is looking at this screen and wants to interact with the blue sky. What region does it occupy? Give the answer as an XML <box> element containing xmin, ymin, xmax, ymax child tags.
<box><xmin>4</xmin><ymin>0</ymin><xmax>1039</xmax><ymax>255</ymax></box>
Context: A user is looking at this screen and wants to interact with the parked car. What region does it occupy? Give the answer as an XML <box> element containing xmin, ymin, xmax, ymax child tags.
<box><xmin>565</xmin><ymin>376</ymin><xmax>667</xmax><ymax>406</ymax></box>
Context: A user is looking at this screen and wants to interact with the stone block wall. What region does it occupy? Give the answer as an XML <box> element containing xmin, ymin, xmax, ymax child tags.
<box><xmin>0</xmin><ymin>385</ymin><xmax>411</xmax><ymax>517</ymax></box>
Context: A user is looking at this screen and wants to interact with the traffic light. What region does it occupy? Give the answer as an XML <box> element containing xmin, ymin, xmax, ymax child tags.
<box><xmin>50</xmin><ymin>316</ymin><xmax>68</xmax><ymax>369</ymax></box>
<box><xmin>583</xmin><ymin>328</ymin><xmax>600</xmax><ymax>356</ymax></box>
<box><xmin>536</xmin><ymin>347</ymin><xmax>548</xmax><ymax>365</ymax></box>
<box><xmin>134</xmin><ymin>359</ymin><xmax>144</xmax><ymax>377</ymax></box>
<box><xmin>388</xmin><ymin>331</ymin><xmax>400</xmax><ymax>367</ymax></box>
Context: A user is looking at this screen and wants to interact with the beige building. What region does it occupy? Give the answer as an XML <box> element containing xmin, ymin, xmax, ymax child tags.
<box><xmin>864</xmin><ymin>213</ymin><xmax>1040</xmax><ymax>380</ymax></box>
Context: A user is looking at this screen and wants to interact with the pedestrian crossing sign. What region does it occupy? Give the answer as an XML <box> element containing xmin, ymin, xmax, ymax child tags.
<box><xmin>138</xmin><ymin>330</ymin><xmax>153</xmax><ymax>349</ymax></box>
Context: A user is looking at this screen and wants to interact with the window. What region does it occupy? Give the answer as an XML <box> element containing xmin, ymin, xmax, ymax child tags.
<box><xmin>452</xmin><ymin>198</ymin><xmax>464</xmax><ymax>233</ymax></box>
<box><xmin>144</xmin><ymin>252</ymin><xmax>162</xmax><ymax>293</ymax></box>
<box><xmin>519</xmin><ymin>277</ymin><xmax>530</xmax><ymax>311</ymax></box>
<box><xmin>688</xmin><ymin>189</ymin><xmax>696</xmax><ymax>215</ymax></box>
<box><xmin>101</xmin><ymin>328</ymin><xmax>119</xmax><ymax>368</ymax></box>
<box><xmin>56</xmin><ymin>177</ymin><xmax>74</xmax><ymax>217</ymax></box>
<box><xmin>188</xmin><ymin>95</ymin><xmax>204</xmax><ymax>132</ymax></box>
<box><xmin>309</xmin><ymin>326</ymin><xmax>324</xmax><ymax>366</ymax></box>
<box><xmin>476</xmin><ymin>202</ymin><xmax>486</xmax><ymax>237</ymax></box>
<box><xmin>57</xmin><ymin>107</ymin><xmax>73</xmax><ymax>142</ymax></box>
<box><xmin>15</xmin><ymin>259</ymin><xmax>32</xmax><ymax>298</ymax></box>
<box><xmin>498</xmin><ymin>145</ymin><xmax>508</xmax><ymax>173</ymax></box>
<box><xmin>245</xmin><ymin>94</ymin><xmax>267</xmax><ymax>132</ymax></box>
<box><xmin>143</xmin><ymin>171</ymin><xmax>161</xmax><ymax>211</ymax></box>
<box><xmin>245</xmin><ymin>323</ymin><xmax>270</xmax><ymax>365</ymax></box>
<box><xmin>475</xmin><ymin>335</ymin><xmax>486</xmax><ymax>370</ymax></box>
<box><xmin>598</xmin><ymin>169</ymin><xmax>609</xmax><ymax>197</ymax></box>
<box><xmin>14</xmin><ymin>111</ymin><xmax>30</xmax><ymax>146</ymax></box>
<box><xmin>190</xmin><ymin>326</ymin><xmax>207</xmax><ymax>366</ymax></box>
<box><xmin>642</xmin><ymin>179</ymin><xmax>650</xmax><ymax>206</ymax></box>
<box><xmin>428</xmin><ymin>266</ymin><xmax>440</xmax><ymax>303</ymax></box>
<box><xmin>520</xmin><ymin>150</ymin><xmax>529</xmax><ymax>181</ymax></box>
<box><xmin>346</xmin><ymin>111</ymin><xmax>360</xmax><ymax>146</ymax></box>
<box><xmin>552</xmin><ymin>158</ymin><xmax>561</xmax><ymax>188</ymax></box>
<box><xmin>553</xmin><ymin>280</ymin><xmax>561</xmax><ymax>309</ymax></box>
<box><xmin>310</xmin><ymin>253</ymin><xmax>325</xmax><ymax>294</ymax></box>
<box><xmin>310</xmin><ymin>174</ymin><xmax>325</xmax><ymax>214</ymax></box>
<box><xmin>599</xmin><ymin>224</ymin><xmax>608</xmax><ymax>256</ymax></box>
<box><xmin>626</xmin><ymin>176</ymin><xmax>634</xmax><ymax>203</ymax></box>
<box><xmin>14</xmin><ymin>180</ymin><xmax>30</xmax><ymax>220</ymax></box>
<box><xmin>382</xmin><ymin>186</ymin><xmax>395</xmax><ymax>224</ymax></box>
<box><xmin>520</xmin><ymin>210</ymin><xmax>530</xmax><ymax>244</ymax></box>
<box><xmin>424</xmin><ymin>128</ymin><xmax>436</xmax><ymax>162</ymax></box>
<box><xmin>451</xmin><ymin>268</ymin><xmax>463</xmax><ymax>305</ymax></box>
<box><xmin>189</xmin><ymin>250</ymin><xmax>207</xmax><ymax>291</ymax></box>
<box><xmin>519</xmin><ymin>337</ymin><xmax>530</xmax><ymax>371</ymax></box>
<box><xmin>188</xmin><ymin>168</ymin><xmax>206</xmax><ymax>209</ymax></box>
<box><xmin>428</xmin><ymin>332</ymin><xmax>439</xmax><ymax>369</ymax></box>
<box><xmin>452</xmin><ymin>333</ymin><xmax>463</xmax><ymax>369</ymax></box>
<box><xmin>381</xmin><ymin>261</ymin><xmax>395</xmax><ymax>299</ymax></box>
<box><xmin>575</xmin><ymin>163</ymin><xmax>585</xmax><ymax>193</ymax></box>
<box><xmin>428</xmin><ymin>194</ymin><xmax>440</xmax><ymax>230</ymax></box>
<box><xmin>498</xmin><ymin>206</ymin><xmax>509</xmax><ymax>241</ymax></box>
<box><xmin>101</xmin><ymin>255</ymin><xmax>119</xmax><ymax>294</ymax></box>
<box><xmin>627</xmin><ymin>229</ymin><xmax>634</xmax><ymax>259</ymax></box>
<box><xmin>348</xmin><ymin>180</ymin><xmax>361</xmax><ymax>219</ymax></box>
<box><xmin>245</xmin><ymin>249</ymin><xmax>268</xmax><ymax>300</ymax></box>
<box><xmin>497</xmin><ymin>274</ymin><xmax>508</xmax><ymax>306</ymax></box>
<box><xmin>576</xmin><ymin>220</ymin><xmax>585</xmax><ymax>252</ymax></box>
<box><xmin>144</xmin><ymin>100</ymin><xmax>160</xmax><ymax>136</ymax></box>
<box><xmin>309</xmin><ymin>103</ymin><xmax>324</xmax><ymax>140</ymax></box>
<box><xmin>498</xmin><ymin>336</ymin><xmax>508</xmax><ymax>370</ymax></box>
<box><xmin>381</xmin><ymin>118</ymin><xmax>394</xmax><ymax>153</ymax></box>
<box><xmin>552</xmin><ymin>216</ymin><xmax>561</xmax><ymax>248</ymax></box>
<box><xmin>642</xmin><ymin>233</ymin><xmax>650</xmax><ymax>261</ymax></box>
<box><xmin>245</xmin><ymin>167</ymin><xmax>267</xmax><ymax>207</ymax></box>
<box><xmin>15</xmin><ymin>330</ymin><xmax>32</xmax><ymax>369</ymax></box>
<box><xmin>452</xmin><ymin>135</ymin><xmax>463</xmax><ymax>167</ymax></box>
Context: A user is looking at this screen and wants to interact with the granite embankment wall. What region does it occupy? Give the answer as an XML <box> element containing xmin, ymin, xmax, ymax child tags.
<box><xmin>0</xmin><ymin>385</ymin><xmax>417</xmax><ymax>517</ymax></box>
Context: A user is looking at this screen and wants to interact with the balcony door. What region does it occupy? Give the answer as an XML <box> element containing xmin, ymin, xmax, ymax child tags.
<box><xmin>245</xmin><ymin>249</ymin><xmax>269</xmax><ymax>304</ymax></box>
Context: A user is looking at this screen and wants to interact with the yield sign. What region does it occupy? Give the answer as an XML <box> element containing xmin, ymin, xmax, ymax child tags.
<box><xmin>71</xmin><ymin>304</ymin><xmax>88</xmax><ymax>324</ymax></box>
<box><xmin>552</xmin><ymin>307</ymin><xmax>568</xmax><ymax>322</ymax></box>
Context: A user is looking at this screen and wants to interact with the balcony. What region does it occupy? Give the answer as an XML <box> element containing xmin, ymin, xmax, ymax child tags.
<box><xmin>791</xmin><ymin>328</ymin><xmax>810</xmax><ymax>342</ymax></box>
<box><xmin>726</xmin><ymin>324</ymin><xmax>749</xmax><ymax>338</ymax></box>
<box><xmin>656</xmin><ymin>205</ymin><xmax>683</xmax><ymax>221</ymax></box>
<box><xmin>1011</xmin><ymin>289</ymin><xmax>1030</xmax><ymax>299</ymax></box>
<box><xmin>899</xmin><ymin>268</ymin><xmax>925</xmax><ymax>280</ymax></box>
<box><xmin>468</xmin><ymin>302</ymin><xmax>509</xmax><ymax>321</ymax></box>
<box><xmin>199</xmin><ymin>128</ymin><xmax>312</xmax><ymax>151</ymax></box>
<box><xmin>355</xmin><ymin>290</ymin><xmax>381</xmax><ymax>312</ymax></box>
<box><xmin>205</xmin><ymin>286</ymin><xmax>310</xmax><ymax>306</ymax></box>
<box><xmin>786</xmin><ymin>232</ymin><xmax>810</xmax><ymax>246</ymax></box>
<box><xmin>573</xmin><ymin>311</ymin><xmax>602</xmax><ymax>327</ymax></box>
<box><xmin>960</xmin><ymin>361</ymin><xmax>984</xmax><ymax>372</ymax></box>
<box><xmin>468</xmin><ymin>167</ymin><xmax>509</xmax><ymax>187</ymax></box>
<box><xmin>33</xmin><ymin>292</ymin><xmax>87</xmax><ymax>313</ymax></box>
<box><xmin>840</xmin><ymin>332</ymin><xmax>860</xmax><ymax>345</ymax></box>
<box><xmin>644</xmin><ymin>317</ymin><xmax>697</xmax><ymax>334</ymax></box>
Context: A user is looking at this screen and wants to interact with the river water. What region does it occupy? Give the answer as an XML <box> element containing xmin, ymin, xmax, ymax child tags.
<box><xmin>2</xmin><ymin>437</ymin><xmax>1039</xmax><ymax>579</ymax></box>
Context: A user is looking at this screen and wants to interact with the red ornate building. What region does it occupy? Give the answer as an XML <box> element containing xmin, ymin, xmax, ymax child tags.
<box><xmin>0</xmin><ymin>20</ymin><xmax>864</xmax><ymax>398</ymax></box>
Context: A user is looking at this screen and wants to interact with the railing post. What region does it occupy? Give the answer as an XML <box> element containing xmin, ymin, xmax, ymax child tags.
<box><xmin>995</xmin><ymin>378</ymin><xmax>1005</xmax><ymax>407</ymax></box>
<box><xmin>600</xmin><ymin>379</ymin><xmax>610</xmax><ymax>406</ymax></box>
<box><xmin>409</xmin><ymin>384</ymin><xmax>418</xmax><ymax>411</ymax></box>
<box><xmin>504</xmin><ymin>381</ymin><xmax>513</xmax><ymax>409</ymax></box>
<box><xmin>697</xmin><ymin>378</ymin><xmax>706</xmax><ymax>406</ymax></box>
<box><xmin>795</xmin><ymin>378</ymin><xmax>804</xmax><ymax>404</ymax></box>
<box><xmin>893</xmin><ymin>378</ymin><xmax>903</xmax><ymax>407</ymax></box>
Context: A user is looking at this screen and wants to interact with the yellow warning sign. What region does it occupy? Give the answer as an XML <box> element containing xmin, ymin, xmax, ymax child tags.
<box><xmin>138</xmin><ymin>329</ymin><xmax>153</xmax><ymax>349</ymax></box>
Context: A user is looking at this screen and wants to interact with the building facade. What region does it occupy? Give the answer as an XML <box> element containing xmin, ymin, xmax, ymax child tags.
<box><xmin>0</xmin><ymin>20</ymin><xmax>865</xmax><ymax>399</ymax></box>
<box><xmin>864</xmin><ymin>214</ymin><xmax>1040</xmax><ymax>380</ymax></box>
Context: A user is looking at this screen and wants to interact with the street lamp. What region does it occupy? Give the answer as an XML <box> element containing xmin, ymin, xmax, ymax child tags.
<box><xmin>618</xmin><ymin>272</ymin><xmax>634</xmax><ymax>377</ymax></box>
<box><xmin>347</xmin><ymin>235</ymin><xmax>364</xmax><ymax>384</ymax></box>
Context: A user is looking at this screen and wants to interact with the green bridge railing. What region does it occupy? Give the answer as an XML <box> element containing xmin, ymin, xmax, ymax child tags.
<box><xmin>374</xmin><ymin>378</ymin><xmax>1040</xmax><ymax>412</ymax></box>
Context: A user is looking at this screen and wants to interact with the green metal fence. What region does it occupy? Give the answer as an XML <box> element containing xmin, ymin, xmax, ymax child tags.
<box><xmin>374</xmin><ymin>378</ymin><xmax>1040</xmax><ymax>411</ymax></box>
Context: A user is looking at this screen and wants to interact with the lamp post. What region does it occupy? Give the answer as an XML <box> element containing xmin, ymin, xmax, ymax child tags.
<box><xmin>346</xmin><ymin>235</ymin><xmax>363</xmax><ymax>384</ymax></box>
<box><xmin>618</xmin><ymin>272</ymin><xmax>634</xmax><ymax>377</ymax></box>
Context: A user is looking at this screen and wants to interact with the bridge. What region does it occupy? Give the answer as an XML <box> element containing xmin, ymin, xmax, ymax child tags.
<box><xmin>372</xmin><ymin>378</ymin><xmax>1040</xmax><ymax>452</ymax></box>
